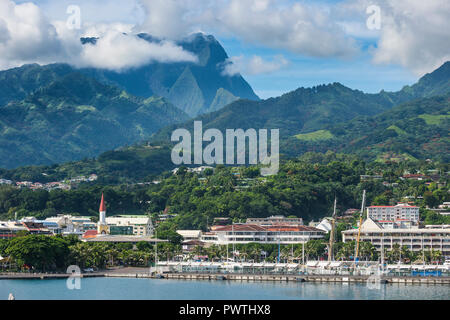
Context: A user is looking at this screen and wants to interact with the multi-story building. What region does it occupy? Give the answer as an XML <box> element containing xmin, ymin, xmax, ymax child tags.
<box><xmin>0</xmin><ymin>221</ymin><xmax>27</xmax><ymax>239</ymax></box>
<box><xmin>367</xmin><ymin>203</ymin><xmax>419</xmax><ymax>223</ymax></box>
<box><xmin>201</xmin><ymin>224</ymin><xmax>324</xmax><ymax>245</ymax></box>
<box><xmin>105</xmin><ymin>215</ymin><xmax>154</xmax><ymax>236</ymax></box>
<box><xmin>342</xmin><ymin>218</ymin><xmax>450</xmax><ymax>257</ymax></box>
<box><xmin>45</xmin><ymin>215</ymin><xmax>95</xmax><ymax>235</ymax></box>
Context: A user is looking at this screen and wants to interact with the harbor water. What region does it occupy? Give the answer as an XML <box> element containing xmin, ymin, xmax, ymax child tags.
<box><xmin>0</xmin><ymin>277</ymin><xmax>449</xmax><ymax>300</ymax></box>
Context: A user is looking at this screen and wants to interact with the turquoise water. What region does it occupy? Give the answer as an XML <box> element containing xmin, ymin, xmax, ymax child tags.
<box><xmin>0</xmin><ymin>278</ymin><xmax>449</xmax><ymax>300</ymax></box>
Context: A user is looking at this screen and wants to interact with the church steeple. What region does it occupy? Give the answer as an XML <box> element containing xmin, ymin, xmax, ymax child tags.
<box><xmin>97</xmin><ymin>193</ymin><xmax>108</xmax><ymax>234</ymax></box>
<box><xmin>99</xmin><ymin>193</ymin><xmax>106</xmax><ymax>213</ymax></box>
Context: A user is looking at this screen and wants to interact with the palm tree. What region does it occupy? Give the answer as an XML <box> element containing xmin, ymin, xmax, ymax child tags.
<box><xmin>360</xmin><ymin>242</ymin><xmax>377</xmax><ymax>261</ymax></box>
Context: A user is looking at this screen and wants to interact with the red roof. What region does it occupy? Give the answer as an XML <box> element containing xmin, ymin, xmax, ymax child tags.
<box><xmin>99</xmin><ymin>193</ymin><xmax>106</xmax><ymax>212</ymax></box>
<box><xmin>83</xmin><ymin>230</ymin><xmax>98</xmax><ymax>239</ymax></box>
<box><xmin>213</xmin><ymin>224</ymin><xmax>322</xmax><ymax>233</ymax></box>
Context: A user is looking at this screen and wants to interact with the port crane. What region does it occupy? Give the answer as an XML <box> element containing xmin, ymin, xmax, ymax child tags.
<box><xmin>328</xmin><ymin>196</ymin><xmax>337</xmax><ymax>262</ymax></box>
<box><xmin>354</xmin><ymin>189</ymin><xmax>366</xmax><ymax>263</ymax></box>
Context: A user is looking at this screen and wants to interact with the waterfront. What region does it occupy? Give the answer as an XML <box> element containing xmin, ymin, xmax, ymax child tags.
<box><xmin>0</xmin><ymin>277</ymin><xmax>449</xmax><ymax>300</ymax></box>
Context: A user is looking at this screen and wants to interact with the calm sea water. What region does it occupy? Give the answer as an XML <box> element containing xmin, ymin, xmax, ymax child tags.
<box><xmin>0</xmin><ymin>278</ymin><xmax>449</xmax><ymax>300</ymax></box>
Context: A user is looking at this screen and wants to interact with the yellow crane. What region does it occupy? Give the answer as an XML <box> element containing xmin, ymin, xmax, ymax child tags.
<box><xmin>328</xmin><ymin>197</ymin><xmax>337</xmax><ymax>262</ymax></box>
<box><xmin>355</xmin><ymin>189</ymin><xmax>366</xmax><ymax>263</ymax></box>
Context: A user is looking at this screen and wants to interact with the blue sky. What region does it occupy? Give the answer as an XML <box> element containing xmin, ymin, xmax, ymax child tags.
<box><xmin>218</xmin><ymin>36</ymin><xmax>416</xmax><ymax>98</ymax></box>
<box><xmin>7</xmin><ymin>0</ymin><xmax>449</xmax><ymax>99</ymax></box>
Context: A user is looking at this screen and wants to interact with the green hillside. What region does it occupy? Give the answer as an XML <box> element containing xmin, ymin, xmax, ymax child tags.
<box><xmin>0</xmin><ymin>73</ymin><xmax>188</xmax><ymax>168</ymax></box>
<box><xmin>285</xmin><ymin>95</ymin><xmax>450</xmax><ymax>162</ymax></box>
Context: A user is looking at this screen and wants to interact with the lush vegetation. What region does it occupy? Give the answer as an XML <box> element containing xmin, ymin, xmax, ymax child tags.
<box><xmin>1</xmin><ymin>154</ymin><xmax>448</xmax><ymax>230</ymax></box>
<box><xmin>0</xmin><ymin>72</ymin><xmax>188</xmax><ymax>169</ymax></box>
<box><xmin>0</xmin><ymin>234</ymin><xmax>178</xmax><ymax>272</ymax></box>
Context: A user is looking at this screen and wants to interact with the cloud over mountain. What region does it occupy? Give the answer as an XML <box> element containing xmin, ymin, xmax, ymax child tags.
<box><xmin>0</xmin><ymin>0</ymin><xmax>198</xmax><ymax>71</ymax></box>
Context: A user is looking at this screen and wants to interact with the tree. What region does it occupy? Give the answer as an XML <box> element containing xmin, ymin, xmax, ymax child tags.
<box><xmin>359</xmin><ymin>241</ymin><xmax>378</xmax><ymax>261</ymax></box>
<box><xmin>6</xmin><ymin>235</ymin><xmax>70</xmax><ymax>271</ymax></box>
<box><xmin>305</xmin><ymin>240</ymin><xmax>325</xmax><ymax>260</ymax></box>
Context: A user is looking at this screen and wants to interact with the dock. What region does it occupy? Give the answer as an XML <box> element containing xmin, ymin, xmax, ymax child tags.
<box><xmin>104</xmin><ymin>271</ymin><xmax>450</xmax><ymax>285</ymax></box>
<box><xmin>2</xmin><ymin>269</ymin><xmax>449</xmax><ymax>285</ymax></box>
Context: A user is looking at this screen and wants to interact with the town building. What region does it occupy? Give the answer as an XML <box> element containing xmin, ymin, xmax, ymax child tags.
<box><xmin>0</xmin><ymin>221</ymin><xmax>27</xmax><ymax>239</ymax></box>
<box><xmin>342</xmin><ymin>218</ymin><xmax>450</xmax><ymax>257</ymax></box>
<box><xmin>105</xmin><ymin>215</ymin><xmax>154</xmax><ymax>236</ymax></box>
<box><xmin>177</xmin><ymin>230</ymin><xmax>202</xmax><ymax>241</ymax></box>
<box><xmin>44</xmin><ymin>215</ymin><xmax>95</xmax><ymax>235</ymax></box>
<box><xmin>367</xmin><ymin>203</ymin><xmax>420</xmax><ymax>223</ymax></box>
<box><xmin>201</xmin><ymin>224</ymin><xmax>325</xmax><ymax>245</ymax></box>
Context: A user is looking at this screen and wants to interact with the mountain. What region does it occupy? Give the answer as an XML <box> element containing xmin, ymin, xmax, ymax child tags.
<box><xmin>79</xmin><ymin>33</ymin><xmax>259</xmax><ymax>117</ymax></box>
<box><xmin>0</xmin><ymin>33</ymin><xmax>259</xmax><ymax>117</ymax></box>
<box><xmin>0</xmin><ymin>63</ymin><xmax>74</xmax><ymax>107</ymax></box>
<box><xmin>396</xmin><ymin>61</ymin><xmax>450</xmax><ymax>98</ymax></box>
<box><xmin>153</xmin><ymin>82</ymin><xmax>402</xmax><ymax>142</ymax></box>
<box><xmin>0</xmin><ymin>72</ymin><xmax>188</xmax><ymax>168</ymax></box>
<box><xmin>152</xmin><ymin>61</ymin><xmax>450</xmax><ymax>162</ymax></box>
<box><xmin>2</xmin><ymin>95</ymin><xmax>448</xmax><ymax>184</ymax></box>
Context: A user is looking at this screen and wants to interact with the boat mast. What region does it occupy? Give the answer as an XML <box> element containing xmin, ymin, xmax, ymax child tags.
<box><xmin>355</xmin><ymin>190</ymin><xmax>366</xmax><ymax>263</ymax></box>
<box><xmin>328</xmin><ymin>196</ymin><xmax>337</xmax><ymax>262</ymax></box>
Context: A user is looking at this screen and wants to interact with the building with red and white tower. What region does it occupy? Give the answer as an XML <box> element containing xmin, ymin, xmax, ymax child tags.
<box><xmin>97</xmin><ymin>193</ymin><xmax>109</xmax><ymax>234</ymax></box>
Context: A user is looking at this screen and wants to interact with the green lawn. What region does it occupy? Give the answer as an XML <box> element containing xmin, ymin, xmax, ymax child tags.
<box><xmin>294</xmin><ymin>130</ymin><xmax>335</xmax><ymax>141</ymax></box>
<box><xmin>418</xmin><ymin>114</ymin><xmax>450</xmax><ymax>125</ymax></box>
<box><xmin>387</xmin><ymin>125</ymin><xmax>407</xmax><ymax>135</ymax></box>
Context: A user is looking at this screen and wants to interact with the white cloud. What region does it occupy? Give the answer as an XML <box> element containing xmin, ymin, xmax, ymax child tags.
<box><xmin>1</xmin><ymin>0</ymin><xmax>449</xmax><ymax>76</ymax></box>
<box><xmin>334</xmin><ymin>0</ymin><xmax>450</xmax><ymax>76</ymax></box>
<box><xmin>0</xmin><ymin>0</ymin><xmax>198</xmax><ymax>71</ymax></box>
<box><xmin>136</xmin><ymin>0</ymin><xmax>450</xmax><ymax>75</ymax></box>
<box><xmin>213</xmin><ymin>0</ymin><xmax>358</xmax><ymax>58</ymax></box>
<box><xmin>137</xmin><ymin>0</ymin><xmax>358</xmax><ymax>58</ymax></box>
<box><xmin>0</xmin><ymin>0</ymin><xmax>66</xmax><ymax>69</ymax></box>
<box><xmin>77</xmin><ymin>31</ymin><xmax>197</xmax><ymax>71</ymax></box>
<box><xmin>222</xmin><ymin>55</ymin><xmax>289</xmax><ymax>76</ymax></box>
<box><xmin>370</xmin><ymin>0</ymin><xmax>450</xmax><ymax>75</ymax></box>
<box><xmin>137</xmin><ymin>0</ymin><xmax>191</xmax><ymax>40</ymax></box>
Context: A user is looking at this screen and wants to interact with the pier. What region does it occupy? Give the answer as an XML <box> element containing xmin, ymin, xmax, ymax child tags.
<box><xmin>103</xmin><ymin>269</ymin><xmax>450</xmax><ymax>285</ymax></box>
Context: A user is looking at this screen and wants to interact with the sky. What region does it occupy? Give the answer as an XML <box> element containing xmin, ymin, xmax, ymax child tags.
<box><xmin>3</xmin><ymin>0</ymin><xmax>450</xmax><ymax>99</ymax></box>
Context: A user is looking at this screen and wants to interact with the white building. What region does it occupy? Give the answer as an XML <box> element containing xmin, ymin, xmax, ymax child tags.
<box><xmin>342</xmin><ymin>218</ymin><xmax>450</xmax><ymax>257</ymax></box>
<box><xmin>105</xmin><ymin>215</ymin><xmax>154</xmax><ymax>236</ymax></box>
<box><xmin>201</xmin><ymin>224</ymin><xmax>325</xmax><ymax>245</ymax></box>
<box><xmin>45</xmin><ymin>215</ymin><xmax>95</xmax><ymax>235</ymax></box>
<box><xmin>367</xmin><ymin>203</ymin><xmax>419</xmax><ymax>223</ymax></box>
<box><xmin>0</xmin><ymin>221</ymin><xmax>27</xmax><ymax>239</ymax></box>
<box><xmin>177</xmin><ymin>230</ymin><xmax>202</xmax><ymax>241</ymax></box>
